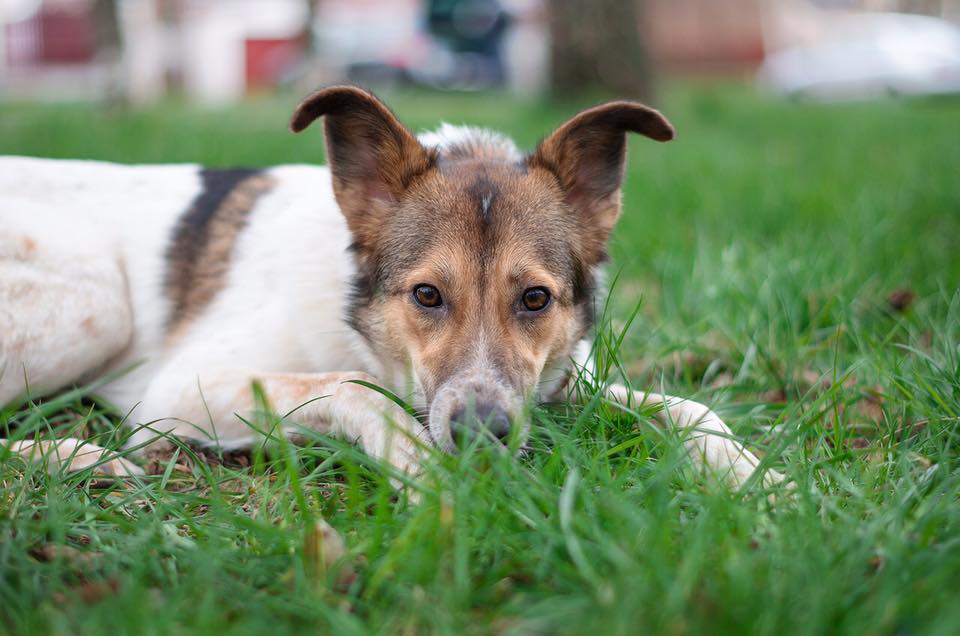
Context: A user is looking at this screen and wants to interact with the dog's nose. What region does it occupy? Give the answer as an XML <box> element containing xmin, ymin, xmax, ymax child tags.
<box><xmin>450</xmin><ymin>402</ymin><xmax>512</xmax><ymax>447</ymax></box>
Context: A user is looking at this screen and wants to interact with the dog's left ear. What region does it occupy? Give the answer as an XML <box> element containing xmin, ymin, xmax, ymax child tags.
<box><xmin>528</xmin><ymin>101</ymin><xmax>674</xmax><ymax>259</ymax></box>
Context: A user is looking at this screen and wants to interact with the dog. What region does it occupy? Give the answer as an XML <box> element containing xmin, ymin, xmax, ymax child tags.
<box><xmin>0</xmin><ymin>86</ymin><xmax>782</xmax><ymax>489</ymax></box>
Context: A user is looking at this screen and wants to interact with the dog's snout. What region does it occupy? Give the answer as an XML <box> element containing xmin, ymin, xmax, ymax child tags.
<box><xmin>450</xmin><ymin>402</ymin><xmax>512</xmax><ymax>446</ymax></box>
<box><xmin>428</xmin><ymin>371</ymin><xmax>527</xmax><ymax>452</ymax></box>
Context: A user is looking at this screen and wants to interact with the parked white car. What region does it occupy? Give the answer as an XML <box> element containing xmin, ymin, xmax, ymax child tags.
<box><xmin>759</xmin><ymin>12</ymin><xmax>960</xmax><ymax>99</ymax></box>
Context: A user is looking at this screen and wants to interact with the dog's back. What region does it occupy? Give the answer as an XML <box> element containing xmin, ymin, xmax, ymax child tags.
<box><xmin>0</xmin><ymin>157</ymin><xmax>357</xmax><ymax>418</ymax></box>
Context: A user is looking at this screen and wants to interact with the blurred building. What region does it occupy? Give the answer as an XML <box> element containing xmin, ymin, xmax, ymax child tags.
<box><xmin>1</xmin><ymin>0</ymin><xmax>959</xmax><ymax>103</ymax></box>
<box><xmin>1</xmin><ymin>0</ymin><xmax>308</xmax><ymax>102</ymax></box>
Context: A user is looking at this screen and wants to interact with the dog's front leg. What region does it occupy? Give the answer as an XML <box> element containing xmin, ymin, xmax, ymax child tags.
<box><xmin>254</xmin><ymin>372</ymin><xmax>429</xmax><ymax>477</ymax></box>
<box><xmin>606</xmin><ymin>385</ymin><xmax>783</xmax><ymax>489</ymax></box>
<box><xmin>1</xmin><ymin>438</ymin><xmax>144</xmax><ymax>477</ymax></box>
<box><xmin>135</xmin><ymin>371</ymin><xmax>429</xmax><ymax>478</ymax></box>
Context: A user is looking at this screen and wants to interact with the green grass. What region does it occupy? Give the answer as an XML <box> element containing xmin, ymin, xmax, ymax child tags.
<box><xmin>2</xmin><ymin>84</ymin><xmax>960</xmax><ymax>635</ymax></box>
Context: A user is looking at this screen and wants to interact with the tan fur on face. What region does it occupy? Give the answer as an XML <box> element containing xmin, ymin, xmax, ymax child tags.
<box><xmin>383</xmin><ymin>248</ymin><xmax>576</xmax><ymax>399</ymax></box>
<box><xmin>354</xmin><ymin>160</ymin><xmax>594</xmax><ymax>447</ymax></box>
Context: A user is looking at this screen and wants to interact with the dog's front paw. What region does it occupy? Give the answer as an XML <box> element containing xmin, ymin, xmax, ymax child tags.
<box><xmin>721</xmin><ymin>444</ymin><xmax>793</xmax><ymax>504</ymax></box>
<box><xmin>375</xmin><ymin>411</ymin><xmax>433</xmax><ymax>502</ymax></box>
<box><xmin>5</xmin><ymin>438</ymin><xmax>144</xmax><ymax>477</ymax></box>
<box><xmin>381</xmin><ymin>415</ymin><xmax>431</xmax><ymax>476</ymax></box>
<box><xmin>697</xmin><ymin>433</ymin><xmax>786</xmax><ymax>491</ymax></box>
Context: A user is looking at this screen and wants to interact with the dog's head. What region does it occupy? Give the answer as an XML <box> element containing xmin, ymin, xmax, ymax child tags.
<box><xmin>291</xmin><ymin>86</ymin><xmax>674</xmax><ymax>451</ymax></box>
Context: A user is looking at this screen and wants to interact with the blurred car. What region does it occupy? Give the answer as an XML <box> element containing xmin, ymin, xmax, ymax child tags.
<box><xmin>312</xmin><ymin>0</ymin><xmax>514</xmax><ymax>91</ymax></box>
<box><xmin>759</xmin><ymin>11</ymin><xmax>960</xmax><ymax>99</ymax></box>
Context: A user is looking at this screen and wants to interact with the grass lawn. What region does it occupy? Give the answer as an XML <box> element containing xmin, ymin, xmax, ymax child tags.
<box><xmin>1</xmin><ymin>84</ymin><xmax>959</xmax><ymax>635</ymax></box>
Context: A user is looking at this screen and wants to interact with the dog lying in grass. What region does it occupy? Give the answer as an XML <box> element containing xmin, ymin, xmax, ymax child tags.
<box><xmin>0</xmin><ymin>86</ymin><xmax>782</xmax><ymax>490</ymax></box>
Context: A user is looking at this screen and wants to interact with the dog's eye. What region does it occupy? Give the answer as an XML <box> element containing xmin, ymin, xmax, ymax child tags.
<box><xmin>522</xmin><ymin>287</ymin><xmax>550</xmax><ymax>312</ymax></box>
<box><xmin>413</xmin><ymin>284</ymin><xmax>443</xmax><ymax>308</ymax></box>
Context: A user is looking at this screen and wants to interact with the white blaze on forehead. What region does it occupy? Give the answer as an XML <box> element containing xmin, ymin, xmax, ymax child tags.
<box><xmin>480</xmin><ymin>192</ymin><xmax>493</xmax><ymax>217</ymax></box>
<box><xmin>417</xmin><ymin>123</ymin><xmax>522</xmax><ymax>162</ymax></box>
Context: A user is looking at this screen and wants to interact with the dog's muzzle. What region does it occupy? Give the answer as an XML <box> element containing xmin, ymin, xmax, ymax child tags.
<box><xmin>427</xmin><ymin>368</ymin><xmax>526</xmax><ymax>452</ymax></box>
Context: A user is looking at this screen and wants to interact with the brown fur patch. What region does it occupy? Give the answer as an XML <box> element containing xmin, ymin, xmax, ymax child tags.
<box><xmin>2</xmin><ymin>235</ymin><xmax>39</xmax><ymax>262</ymax></box>
<box><xmin>164</xmin><ymin>169</ymin><xmax>275</xmax><ymax>337</ymax></box>
<box><xmin>80</xmin><ymin>316</ymin><xmax>97</xmax><ymax>336</ymax></box>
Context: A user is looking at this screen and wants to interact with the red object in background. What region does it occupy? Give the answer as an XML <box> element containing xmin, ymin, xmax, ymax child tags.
<box><xmin>245</xmin><ymin>38</ymin><xmax>304</xmax><ymax>92</ymax></box>
<box><xmin>5</xmin><ymin>6</ymin><xmax>95</xmax><ymax>68</ymax></box>
<box><xmin>39</xmin><ymin>7</ymin><xmax>96</xmax><ymax>64</ymax></box>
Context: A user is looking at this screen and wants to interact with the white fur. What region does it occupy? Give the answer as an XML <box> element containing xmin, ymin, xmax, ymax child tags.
<box><xmin>418</xmin><ymin>123</ymin><xmax>522</xmax><ymax>161</ymax></box>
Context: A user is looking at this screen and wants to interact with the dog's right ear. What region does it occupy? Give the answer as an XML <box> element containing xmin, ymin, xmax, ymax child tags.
<box><xmin>290</xmin><ymin>86</ymin><xmax>433</xmax><ymax>247</ymax></box>
<box><xmin>528</xmin><ymin>101</ymin><xmax>675</xmax><ymax>263</ymax></box>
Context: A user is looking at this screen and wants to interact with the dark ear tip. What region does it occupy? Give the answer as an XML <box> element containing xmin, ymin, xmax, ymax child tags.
<box><xmin>576</xmin><ymin>100</ymin><xmax>677</xmax><ymax>143</ymax></box>
<box><xmin>288</xmin><ymin>84</ymin><xmax>380</xmax><ymax>134</ymax></box>
<box><xmin>653</xmin><ymin>122</ymin><xmax>677</xmax><ymax>142</ymax></box>
<box><xmin>289</xmin><ymin>106</ymin><xmax>316</xmax><ymax>133</ymax></box>
<box><xmin>630</xmin><ymin>103</ymin><xmax>676</xmax><ymax>142</ymax></box>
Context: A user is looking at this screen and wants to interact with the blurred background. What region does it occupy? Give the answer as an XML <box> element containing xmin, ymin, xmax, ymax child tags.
<box><xmin>2</xmin><ymin>0</ymin><xmax>960</xmax><ymax>105</ymax></box>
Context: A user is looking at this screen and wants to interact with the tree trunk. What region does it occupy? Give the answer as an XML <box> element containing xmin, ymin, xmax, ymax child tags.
<box><xmin>91</xmin><ymin>0</ymin><xmax>125</xmax><ymax>104</ymax></box>
<box><xmin>549</xmin><ymin>0</ymin><xmax>654</xmax><ymax>101</ymax></box>
<box><xmin>92</xmin><ymin>0</ymin><xmax>122</xmax><ymax>60</ymax></box>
